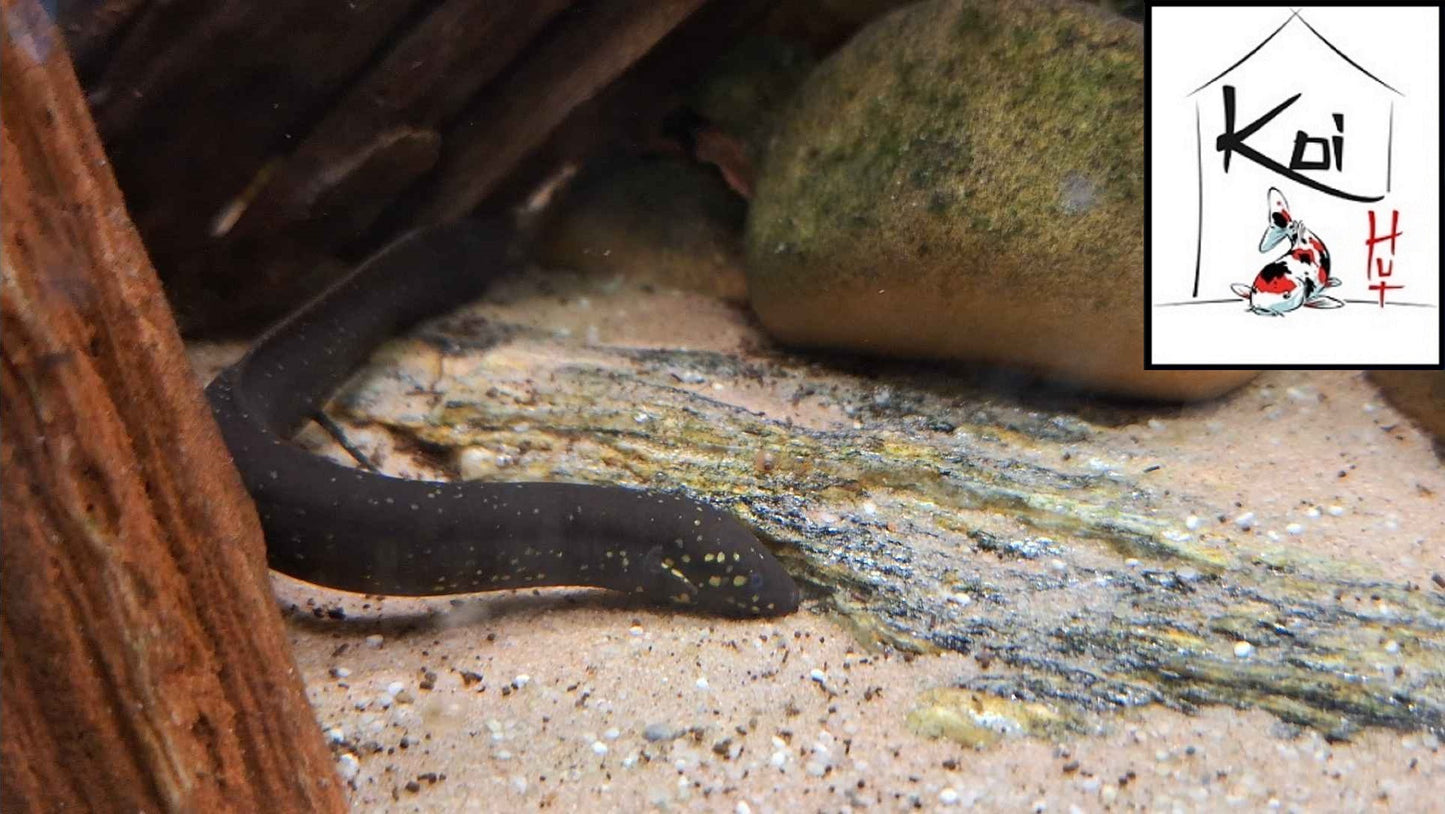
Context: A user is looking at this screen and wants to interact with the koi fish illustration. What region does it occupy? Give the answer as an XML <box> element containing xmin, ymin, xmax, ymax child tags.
<box><xmin>1230</xmin><ymin>187</ymin><xmax>1343</xmax><ymax>316</ymax></box>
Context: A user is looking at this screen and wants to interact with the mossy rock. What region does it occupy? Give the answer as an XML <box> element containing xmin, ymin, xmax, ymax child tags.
<box><xmin>746</xmin><ymin>0</ymin><xmax>1253</xmax><ymax>401</ymax></box>
<box><xmin>537</xmin><ymin>155</ymin><xmax>748</xmax><ymax>302</ymax></box>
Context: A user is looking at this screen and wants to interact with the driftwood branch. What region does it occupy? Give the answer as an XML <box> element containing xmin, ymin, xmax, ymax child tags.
<box><xmin>408</xmin><ymin>0</ymin><xmax>709</xmax><ymax>225</ymax></box>
<box><xmin>0</xmin><ymin>4</ymin><xmax>345</xmax><ymax>810</ymax></box>
<box><xmin>62</xmin><ymin>0</ymin><xmax>760</xmax><ymax>335</ymax></box>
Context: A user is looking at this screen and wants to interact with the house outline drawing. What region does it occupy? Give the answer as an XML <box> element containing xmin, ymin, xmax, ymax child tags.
<box><xmin>1186</xmin><ymin>9</ymin><xmax>1401</xmax><ymax>298</ymax></box>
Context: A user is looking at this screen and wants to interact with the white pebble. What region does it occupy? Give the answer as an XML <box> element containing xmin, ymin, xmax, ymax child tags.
<box><xmin>1327</xmin><ymin>505</ymin><xmax>1345</xmax><ymax>517</ymax></box>
<box><xmin>809</xmin><ymin>669</ymin><xmax>828</xmax><ymax>684</ymax></box>
<box><xmin>696</xmin><ymin>677</ymin><xmax>710</xmax><ymax>690</ymax></box>
<box><xmin>512</xmin><ymin>674</ymin><xmax>531</xmax><ymax>689</ymax></box>
<box><xmin>629</xmin><ymin>625</ymin><xmax>645</xmax><ymax>637</ymax></box>
<box><xmin>1384</xmin><ymin>640</ymin><xmax>1400</xmax><ymax>654</ymax></box>
<box><xmin>1234</xmin><ymin>641</ymin><xmax>1255</xmax><ymax>659</ymax></box>
<box><xmin>604</xmin><ymin>727</ymin><xmax>621</xmax><ymax>740</ymax></box>
<box><xmin>1266</xmin><ymin>530</ymin><xmax>1281</xmax><ymax>542</ymax></box>
<box><xmin>458</xmin><ymin>447</ymin><xmax>491</xmax><ymax>478</ymax></box>
<box><xmin>331</xmin><ymin>666</ymin><xmax>351</xmax><ymax>679</ymax></box>
<box><xmin>1285</xmin><ymin>523</ymin><xmax>1305</xmax><ymax>536</ymax></box>
<box><xmin>364</xmin><ymin>634</ymin><xmax>384</xmax><ymax>648</ymax></box>
<box><xmin>939</xmin><ymin>788</ymin><xmax>961</xmax><ymax>806</ymax></box>
<box><xmin>386</xmin><ymin>681</ymin><xmax>405</xmax><ymax>696</ymax></box>
<box><xmin>736</xmin><ymin>803</ymin><xmax>753</xmax><ymax>814</ymax></box>
<box><xmin>325</xmin><ymin>727</ymin><xmax>346</xmax><ymax>744</ymax></box>
<box><xmin>1305</xmin><ymin>507</ymin><xmax>1322</xmax><ymax>519</ymax></box>
<box><xmin>1147</xmin><ymin>418</ymin><xmax>1167</xmax><ymax>431</ymax></box>
<box><xmin>336</xmin><ymin>753</ymin><xmax>360</xmax><ymax>781</ymax></box>
<box><xmin>1234</xmin><ymin>512</ymin><xmax>1256</xmax><ymax>530</ymax></box>
<box><xmin>1185</xmin><ymin>515</ymin><xmax>1202</xmax><ymax>531</ymax></box>
<box><xmin>591</xmin><ymin>741</ymin><xmax>609</xmax><ymax>756</ymax></box>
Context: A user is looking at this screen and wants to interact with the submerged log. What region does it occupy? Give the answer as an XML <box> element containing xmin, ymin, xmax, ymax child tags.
<box><xmin>0</xmin><ymin>4</ymin><xmax>345</xmax><ymax>810</ymax></box>
<box><xmin>60</xmin><ymin>0</ymin><xmax>763</xmax><ymax>335</ymax></box>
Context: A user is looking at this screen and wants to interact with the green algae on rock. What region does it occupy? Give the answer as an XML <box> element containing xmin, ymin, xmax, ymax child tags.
<box><xmin>317</xmin><ymin>273</ymin><xmax>1443</xmax><ymax>741</ymax></box>
<box><xmin>906</xmin><ymin>687</ymin><xmax>1075</xmax><ymax>748</ymax></box>
<box><xmin>689</xmin><ymin>36</ymin><xmax>818</xmax><ymax>170</ymax></box>
<box><xmin>536</xmin><ymin>155</ymin><xmax>749</xmax><ymax>302</ymax></box>
<box><xmin>746</xmin><ymin>0</ymin><xmax>1253</xmax><ymax>401</ymax></box>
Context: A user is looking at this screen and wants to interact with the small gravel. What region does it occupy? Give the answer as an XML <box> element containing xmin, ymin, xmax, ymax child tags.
<box><xmin>336</xmin><ymin>753</ymin><xmax>361</xmax><ymax>782</ymax></box>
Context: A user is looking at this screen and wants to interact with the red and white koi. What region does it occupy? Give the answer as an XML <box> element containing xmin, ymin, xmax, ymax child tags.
<box><xmin>1230</xmin><ymin>187</ymin><xmax>1343</xmax><ymax>316</ymax></box>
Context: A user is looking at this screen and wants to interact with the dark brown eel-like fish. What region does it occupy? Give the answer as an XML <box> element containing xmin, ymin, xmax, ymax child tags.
<box><xmin>206</xmin><ymin>219</ymin><xmax>799</xmax><ymax>616</ymax></box>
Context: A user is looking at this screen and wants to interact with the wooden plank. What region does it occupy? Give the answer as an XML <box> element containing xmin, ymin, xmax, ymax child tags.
<box><xmin>0</xmin><ymin>4</ymin><xmax>346</xmax><ymax>810</ymax></box>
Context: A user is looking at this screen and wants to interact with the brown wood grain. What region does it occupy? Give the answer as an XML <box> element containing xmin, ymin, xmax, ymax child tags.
<box><xmin>0</xmin><ymin>2</ymin><xmax>346</xmax><ymax>810</ymax></box>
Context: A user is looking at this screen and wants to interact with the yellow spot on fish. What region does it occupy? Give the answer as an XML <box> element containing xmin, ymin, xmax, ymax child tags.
<box><xmin>708</xmin><ymin>576</ymin><xmax>722</xmax><ymax>587</ymax></box>
<box><xmin>733</xmin><ymin>576</ymin><xmax>747</xmax><ymax>587</ymax></box>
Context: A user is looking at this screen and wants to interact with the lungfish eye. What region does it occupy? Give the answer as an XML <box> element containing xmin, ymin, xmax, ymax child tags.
<box><xmin>642</xmin><ymin>546</ymin><xmax>665</xmax><ymax>573</ymax></box>
<box><xmin>747</xmin><ymin>571</ymin><xmax>765</xmax><ymax>591</ymax></box>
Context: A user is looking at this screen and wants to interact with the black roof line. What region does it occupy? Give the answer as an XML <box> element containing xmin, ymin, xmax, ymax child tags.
<box><xmin>1187</xmin><ymin>9</ymin><xmax>1402</xmax><ymax>97</ymax></box>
